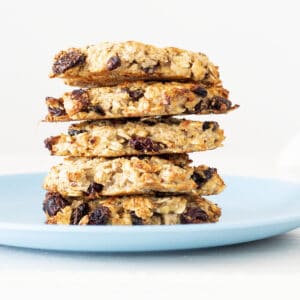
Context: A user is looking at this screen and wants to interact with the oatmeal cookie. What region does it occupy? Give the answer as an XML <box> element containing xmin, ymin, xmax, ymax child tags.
<box><xmin>44</xmin><ymin>192</ymin><xmax>221</xmax><ymax>225</ymax></box>
<box><xmin>50</xmin><ymin>41</ymin><xmax>221</xmax><ymax>87</ymax></box>
<box><xmin>44</xmin><ymin>117</ymin><xmax>224</xmax><ymax>157</ymax></box>
<box><xmin>45</xmin><ymin>81</ymin><xmax>238</xmax><ymax>122</ymax></box>
<box><xmin>43</xmin><ymin>155</ymin><xmax>225</xmax><ymax>197</ymax></box>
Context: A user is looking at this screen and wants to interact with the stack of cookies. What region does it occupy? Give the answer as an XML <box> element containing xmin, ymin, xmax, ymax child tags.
<box><xmin>42</xmin><ymin>41</ymin><xmax>238</xmax><ymax>225</ymax></box>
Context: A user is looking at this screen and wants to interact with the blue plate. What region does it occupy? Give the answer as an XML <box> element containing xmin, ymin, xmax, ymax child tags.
<box><xmin>0</xmin><ymin>173</ymin><xmax>299</xmax><ymax>252</ymax></box>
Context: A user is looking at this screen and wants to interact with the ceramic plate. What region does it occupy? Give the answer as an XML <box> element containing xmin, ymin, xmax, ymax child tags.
<box><xmin>0</xmin><ymin>173</ymin><xmax>299</xmax><ymax>252</ymax></box>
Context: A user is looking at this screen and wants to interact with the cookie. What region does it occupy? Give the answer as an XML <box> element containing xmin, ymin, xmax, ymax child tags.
<box><xmin>43</xmin><ymin>155</ymin><xmax>225</xmax><ymax>197</ymax></box>
<box><xmin>44</xmin><ymin>192</ymin><xmax>221</xmax><ymax>225</ymax></box>
<box><xmin>50</xmin><ymin>41</ymin><xmax>221</xmax><ymax>87</ymax></box>
<box><xmin>45</xmin><ymin>81</ymin><xmax>238</xmax><ymax>122</ymax></box>
<box><xmin>44</xmin><ymin>117</ymin><xmax>224</xmax><ymax>157</ymax></box>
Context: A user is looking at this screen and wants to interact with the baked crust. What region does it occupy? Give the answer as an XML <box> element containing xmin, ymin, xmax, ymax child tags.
<box><xmin>44</xmin><ymin>192</ymin><xmax>221</xmax><ymax>225</ymax></box>
<box><xmin>43</xmin><ymin>155</ymin><xmax>225</xmax><ymax>197</ymax></box>
<box><xmin>50</xmin><ymin>41</ymin><xmax>221</xmax><ymax>87</ymax></box>
<box><xmin>44</xmin><ymin>117</ymin><xmax>224</xmax><ymax>157</ymax></box>
<box><xmin>44</xmin><ymin>81</ymin><xmax>238</xmax><ymax>122</ymax></box>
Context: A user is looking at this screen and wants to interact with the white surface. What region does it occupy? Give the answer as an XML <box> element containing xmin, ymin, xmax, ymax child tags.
<box><xmin>0</xmin><ymin>232</ymin><xmax>300</xmax><ymax>299</ymax></box>
<box><xmin>0</xmin><ymin>0</ymin><xmax>300</xmax><ymax>298</ymax></box>
<box><xmin>0</xmin><ymin>0</ymin><xmax>299</xmax><ymax>179</ymax></box>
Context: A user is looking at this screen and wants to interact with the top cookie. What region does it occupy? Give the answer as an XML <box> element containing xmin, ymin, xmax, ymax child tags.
<box><xmin>50</xmin><ymin>41</ymin><xmax>221</xmax><ymax>87</ymax></box>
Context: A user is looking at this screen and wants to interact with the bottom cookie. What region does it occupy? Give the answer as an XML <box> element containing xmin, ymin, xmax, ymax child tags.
<box><xmin>43</xmin><ymin>192</ymin><xmax>221</xmax><ymax>225</ymax></box>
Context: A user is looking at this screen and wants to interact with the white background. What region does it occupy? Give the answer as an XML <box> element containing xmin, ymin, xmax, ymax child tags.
<box><xmin>0</xmin><ymin>0</ymin><xmax>299</xmax><ymax>299</ymax></box>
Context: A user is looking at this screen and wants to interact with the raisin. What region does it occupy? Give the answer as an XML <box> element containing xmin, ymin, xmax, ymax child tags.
<box><xmin>71</xmin><ymin>89</ymin><xmax>87</xmax><ymax>100</ymax></box>
<box><xmin>129</xmin><ymin>89</ymin><xmax>144</xmax><ymax>100</ymax></box>
<box><xmin>181</xmin><ymin>207</ymin><xmax>209</xmax><ymax>224</ymax></box>
<box><xmin>89</xmin><ymin>137</ymin><xmax>96</xmax><ymax>144</ymax></box>
<box><xmin>121</xmin><ymin>87</ymin><xmax>144</xmax><ymax>101</ymax></box>
<box><xmin>191</xmin><ymin>86</ymin><xmax>208</xmax><ymax>97</ymax></box>
<box><xmin>48</xmin><ymin>106</ymin><xmax>66</xmax><ymax>116</ymax></box>
<box><xmin>45</xmin><ymin>97</ymin><xmax>66</xmax><ymax>116</ymax></box>
<box><xmin>71</xmin><ymin>203</ymin><xmax>89</xmax><ymax>225</ymax></box>
<box><xmin>90</xmin><ymin>105</ymin><xmax>105</xmax><ymax>115</ymax></box>
<box><xmin>191</xmin><ymin>168</ymin><xmax>216</xmax><ymax>188</ymax></box>
<box><xmin>43</xmin><ymin>192</ymin><xmax>68</xmax><ymax>217</ymax></box>
<box><xmin>70</xmin><ymin>89</ymin><xmax>90</xmax><ymax>112</ymax></box>
<box><xmin>202</xmin><ymin>121</ymin><xmax>211</xmax><ymax>131</ymax></box>
<box><xmin>52</xmin><ymin>50</ymin><xmax>86</xmax><ymax>74</ymax></box>
<box><xmin>130</xmin><ymin>212</ymin><xmax>143</xmax><ymax>225</ymax></box>
<box><xmin>209</xmin><ymin>96</ymin><xmax>232</xmax><ymax>112</ymax></box>
<box><xmin>44</xmin><ymin>136</ymin><xmax>59</xmax><ymax>151</ymax></box>
<box><xmin>129</xmin><ymin>137</ymin><xmax>164</xmax><ymax>152</ymax></box>
<box><xmin>202</xmin><ymin>121</ymin><xmax>218</xmax><ymax>131</ymax></box>
<box><xmin>87</xmin><ymin>182</ymin><xmax>104</xmax><ymax>195</ymax></box>
<box><xmin>193</xmin><ymin>100</ymin><xmax>208</xmax><ymax>113</ymax></box>
<box><xmin>203</xmin><ymin>167</ymin><xmax>216</xmax><ymax>180</ymax></box>
<box><xmin>88</xmin><ymin>206</ymin><xmax>110</xmax><ymax>225</ymax></box>
<box><xmin>107</xmin><ymin>55</ymin><xmax>121</xmax><ymax>70</ymax></box>
<box><xmin>68</xmin><ymin>129</ymin><xmax>87</xmax><ymax>136</ymax></box>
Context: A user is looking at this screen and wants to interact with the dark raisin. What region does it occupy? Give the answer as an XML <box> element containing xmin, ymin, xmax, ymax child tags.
<box><xmin>202</xmin><ymin>121</ymin><xmax>211</xmax><ymax>131</ymax></box>
<box><xmin>191</xmin><ymin>86</ymin><xmax>208</xmax><ymax>97</ymax></box>
<box><xmin>181</xmin><ymin>207</ymin><xmax>209</xmax><ymax>224</ymax></box>
<box><xmin>52</xmin><ymin>50</ymin><xmax>86</xmax><ymax>74</ymax></box>
<box><xmin>71</xmin><ymin>89</ymin><xmax>87</xmax><ymax>100</ymax></box>
<box><xmin>121</xmin><ymin>87</ymin><xmax>144</xmax><ymax>101</ymax></box>
<box><xmin>202</xmin><ymin>121</ymin><xmax>218</xmax><ymax>131</ymax></box>
<box><xmin>128</xmin><ymin>89</ymin><xmax>144</xmax><ymax>101</ymax></box>
<box><xmin>71</xmin><ymin>203</ymin><xmax>89</xmax><ymax>225</ymax></box>
<box><xmin>107</xmin><ymin>55</ymin><xmax>121</xmax><ymax>70</ymax></box>
<box><xmin>89</xmin><ymin>137</ymin><xmax>97</xmax><ymax>144</ymax></box>
<box><xmin>193</xmin><ymin>101</ymin><xmax>207</xmax><ymax>113</ymax></box>
<box><xmin>70</xmin><ymin>89</ymin><xmax>90</xmax><ymax>112</ymax></box>
<box><xmin>191</xmin><ymin>168</ymin><xmax>216</xmax><ymax>188</ymax></box>
<box><xmin>87</xmin><ymin>182</ymin><xmax>104</xmax><ymax>195</ymax></box>
<box><xmin>130</xmin><ymin>212</ymin><xmax>143</xmax><ymax>225</ymax></box>
<box><xmin>88</xmin><ymin>205</ymin><xmax>110</xmax><ymax>225</ymax></box>
<box><xmin>129</xmin><ymin>137</ymin><xmax>164</xmax><ymax>152</ymax></box>
<box><xmin>68</xmin><ymin>129</ymin><xmax>87</xmax><ymax>136</ymax></box>
<box><xmin>90</xmin><ymin>105</ymin><xmax>105</xmax><ymax>115</ymax></box>
<box><xmin>209</xmin><ymin>96</ymin><xmax>232</xmax><ymax>112</ymax></box>
<box><xmin>44</xmin><ymin>136</ymin><xmax>59</xmax><ymax>151</ymax></box>
<box><xmin>43</xmin><ymin>192</ymin><xmax>68</xmax><ymax>216</ymax></box>
<box><xmin>203</xmin><ymin>167</ymin><xmax>216</xmax><ymax>180</ymax></box>
<box><xmin>48</xmin><ymin>106</ymin><xmax>66</xmax><ymax>116</ymax></box>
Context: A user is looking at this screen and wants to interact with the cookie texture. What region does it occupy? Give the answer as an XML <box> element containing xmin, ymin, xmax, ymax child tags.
<box><xmin>43</xmin><ymin>155</ymin><xmax>225</xmax><ymax>197</ymax></box>
<box><xmin>44</xmin><ymin>117</ymin><xmax>224</xmax><ymax>157</ymax></box>
<box><xmin>45</xmin><ymin>81</ymin><xmax>238</xmax><ymax>122</ymax></box>
<box><xmin>44</xmin><ymin>192</ymin><xmax>221</xmax><ymax>225</ymax></box>
<box><xmin>50</xmin><ymin>41</ymin><xmax>221</xmax><ymax>87</ymax></box>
